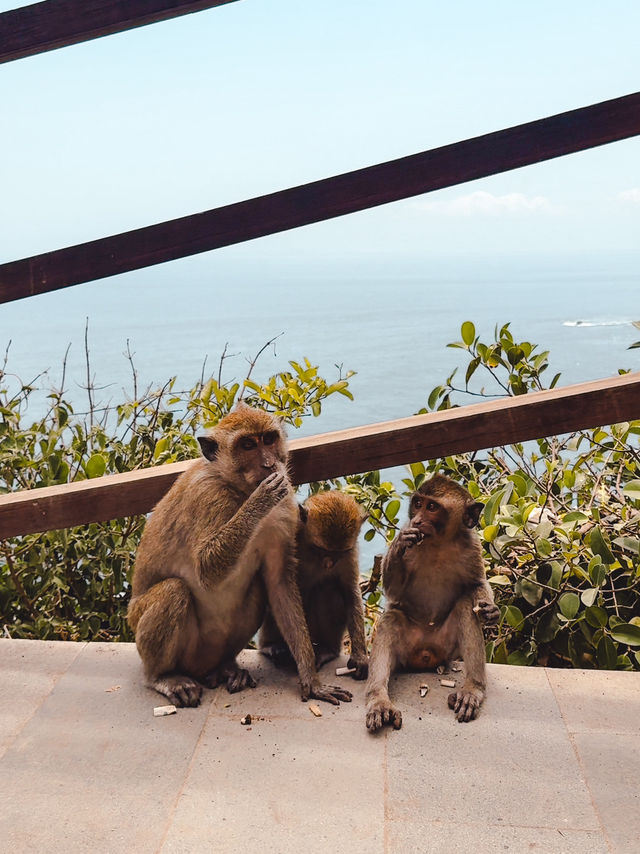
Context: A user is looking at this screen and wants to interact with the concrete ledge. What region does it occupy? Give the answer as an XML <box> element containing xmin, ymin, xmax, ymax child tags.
<box><xmin>0</xmin><ymin>639</ymin><xmax>638</xmax><ymax>853</ymax></box>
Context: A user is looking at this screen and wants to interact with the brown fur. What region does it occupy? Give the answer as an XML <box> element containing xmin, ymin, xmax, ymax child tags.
<box><xmin>365</xmin><ymin>474</ymin><xmax>498</xmax><ymax>731</ymax></box>
<box><xmin>128</xmin><ymin>402</ymin><xmax>352</xmax><ymax>708</ymax></box>
<box><xmin>259</xmin><ymin>491</ymin><xmax>369</xmax><ymax>679</ymax></box>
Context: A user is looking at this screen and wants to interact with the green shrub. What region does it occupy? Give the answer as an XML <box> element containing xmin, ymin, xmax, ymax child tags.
<box><xmin>0</xmin><ymin>342</ymin><xmax>354</xmax><ymax>641</ymax></box>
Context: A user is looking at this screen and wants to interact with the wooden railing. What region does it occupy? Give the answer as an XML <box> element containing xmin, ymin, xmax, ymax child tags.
<box><xmin>1</xmin><ymin>372</ymin><xmax>639</xmax><ymax>539</ymax></box>
<box><xmin>0</xmin><ymin>0</ymin><xmax>239</xmax><ymax>65</ymax></box>
<box><xmin>2</xmin><ymin>5</ymin><xmax>639</xmax><ymax>544</ymax></box>
<box><xmin>1</xmin><ymin>92</ymin><xmax>639</xmax><ymax>304</ymax></box>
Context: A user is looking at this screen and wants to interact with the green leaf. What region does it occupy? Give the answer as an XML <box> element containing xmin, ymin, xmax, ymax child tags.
<box><xmin>585</xmin><ymin>606</ymin><xmax>608</xmax><ymax>628</ymax></box>
<box><xmin>519</xmin><ymin>577</ymin><xmax>542</xmax><ymax>607</ymax></box>
<box><xmin>589</xmin><ymin>526</ymin><xmax>614</xmax><ymax>565</ymax></box>
<box><xmin>85</xmin><ymin>454</ymin><xmax>106</xmax><ymax>479</ymax></box>
<box><xmin>461</xmin><ymin>321</ymin><xmax>476</xmax><ymax>347</ymax></box>
<box><xmin>507</xmin><ymin>650</ymin><xmax>531</xmax><ymax>666</ymax></box>
<box><xmin>609</xmin><ymin>624</ymin><xmax>640</xmax><ymax>647</ymax></box>
<box><xmin>364</xmin><ymin>529</ymin><xmax>376</xmax><ymax>542</ymax></box>
<box><xmin>597</xmin><ymin>636</ymin><xmax>618</xmax><ymax>669</ymax></box>
<box><xmin>580</xmin><ymin>588</ymin><xmax>598</xmax><ymax>607</ymax></box>
<box><xmin>488</xmin><ymin>574</ymin><xmax>511</xmax><ymax>586</ymax></box>
<box><xmin>622</xmin><ymin>479</ymin><xmax>640</xmax><ymax>501</ymax></box>
<box><xmin>384</xmin><ymin>500</ymin><xmax>401</xmax><ymax>522</ymax></box>
<box><xmin>558</xmin><ymin>592</ymin><xmax>580</xmax><ymax>620</ymax></box>
<box><xmin>503</xmin><ymin>605</ymin><xmax>524</xmax><ymax>629</ymax></box>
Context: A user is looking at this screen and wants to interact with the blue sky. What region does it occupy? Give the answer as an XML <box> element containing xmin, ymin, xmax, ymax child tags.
<box><xmin>1</xmin><ymin>0</ymin><xmax>639</xmax><ymax>273</ymax></box>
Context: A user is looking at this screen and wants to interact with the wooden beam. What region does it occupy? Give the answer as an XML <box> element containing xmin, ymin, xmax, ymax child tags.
<box><xmin>1</xmin><ymin>372</ymin><xmax>638</xmax><ymax>538</ymax></box>
<box><xmin>1</xmin><ymin>93</ymin><xmax>639</xmax><ymax>304</ymax></box>
<box><xmin>0</xmin><ymin>0</ymin><xmax>239</xmax><ymax>65</ymax></box>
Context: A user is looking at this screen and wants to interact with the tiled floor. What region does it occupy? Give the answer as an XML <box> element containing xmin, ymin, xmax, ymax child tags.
<box><xmin>1</xmin><ymin>639</ymin><xmax>638</xmax><ymax>853</ymax></box>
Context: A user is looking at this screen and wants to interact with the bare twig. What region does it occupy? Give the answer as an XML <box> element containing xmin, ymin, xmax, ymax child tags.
<box><xmin>238</xmin><ymin>333</ymin><xmax>284</xmax><ymax>401</ymax></box>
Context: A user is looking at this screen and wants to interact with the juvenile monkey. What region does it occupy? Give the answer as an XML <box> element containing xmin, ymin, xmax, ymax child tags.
<box><xmin>128</xmin><ymin>403</ymin><xmax>351</xmax><ymax>708</ymax></box>
<box><xmin>365</xmin><ymin>474</ymin><xmax>497</xmax><ymax>731</ymax></box>
<box><xmin>259</xmin><ymin>491</ymin><xmax>369</xmax><ymax>679</ymax></box>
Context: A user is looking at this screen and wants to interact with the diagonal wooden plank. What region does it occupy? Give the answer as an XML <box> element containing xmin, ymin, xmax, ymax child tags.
<box><xmin>0</xmin><ymin>371</ymin><xmax>639</xmax><ymax>538</ymax></box>
<box><xmin>0</xmin><ymin>0</ymin><xmax>239</xmax><ymax>65</ymax></box>
<box><xmin>1</xmin><ymin>92</ymin><xmax>639</xmax><ymax>304</ymax></box>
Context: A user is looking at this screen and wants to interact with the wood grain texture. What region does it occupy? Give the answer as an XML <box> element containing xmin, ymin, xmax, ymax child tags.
<box><xmin>1</xmin><ymin>372</ymin><xmax>639</xmax><ymax>538</ymax></box>
<box><xmin>0</xmin><ymin>0</ymin><xmax>238</xmax><ymax>64</ymax></box>
<box><xmin>1</xmin><ymin>93</ymin><xmax>639</xmax><ymax>304</ymax></box>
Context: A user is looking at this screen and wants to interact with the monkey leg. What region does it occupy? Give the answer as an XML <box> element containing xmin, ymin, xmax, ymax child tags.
<box><xmin>258</xmin><ymin>609</ymin><xmax>295</xmax><ymax>668</ymax></box>
<box><xmin>365</xmin><ymin>611</ymin><xmax>403</xmax><ymax>733</ymax></box>
<box><xmin>447</xmin><ymin>598</ymin><xmax>487</xmax><ymax>723</ymax></box>
<box><xmin>128</xmin><ymin>578</ymin><xmax>203</xmax><ymax>708</ymax></box>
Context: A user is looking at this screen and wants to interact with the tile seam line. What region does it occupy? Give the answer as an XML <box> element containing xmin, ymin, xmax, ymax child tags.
<box><xmin>0</xmin><ymin>640</ymin><xmax>86</xmax><ymax>760</ymax></box>
<box><xmin>544</xmin><ymin>667</ymin><xmax>614</xmax><ymax>854</ymax></box>
<box><xmin>155</xmin><ymin>696</ymin><xmax>217</xmax><ymax>853</ymax></box>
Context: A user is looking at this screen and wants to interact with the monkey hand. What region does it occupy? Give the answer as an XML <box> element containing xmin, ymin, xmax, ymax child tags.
<box><xmin>365</xmin><ymin>698</ymin><xmax>403</xmax><ymax>733</ymax></box>
<box><xmin>248</xmin><ymin>471</ymin><xmax>290</xmax><ymax>516</ymax></box>
<box><xmin>447</xmin><ymin>687</ymin><xmax>484</xmax><ymax>722</ymax></box>
<box><xmin>301</xmin><ymin>679</ymin><xmax>353</xmax><ymax>705</ymax></box>
<box><xmin>398</xmin><ymin>526</ymin><xmax>424</xmax><ymax>552</ymax></box>
<box><xmin>346</xmin><ymin>655</ymin><xmax>368</xmax><ymax>680</ymax></box>
<box><xmin>473</xmin><ymin>599</ymin><xmax>500</xmax><ymax>626</ymax></box>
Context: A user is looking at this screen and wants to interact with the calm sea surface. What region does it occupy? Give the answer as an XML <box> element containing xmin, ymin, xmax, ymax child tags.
<box><xmin>3</xmin><ymin>259</ymin><xmax>638</xmax><ymax>566</ymax></box>
<box><xmin>2</xmin><ymin>260</ymin><xmax>638</xmax><ymax>437</ymax></box>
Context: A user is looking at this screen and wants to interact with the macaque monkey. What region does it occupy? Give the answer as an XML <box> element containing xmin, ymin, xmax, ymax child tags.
<box><xmin>259</xmin><ymin>490</ymin><xmax>369</xmax><ymax>679</ymax></box>
<box><xmin>365</xmin><ymin>474</ymin><xmax>498</xmax><ymax>731</ymax></box>
<box><xmin>128</xmin><ymin>403</ymin><xmax>352</xmax><ymax>708</ymax></box>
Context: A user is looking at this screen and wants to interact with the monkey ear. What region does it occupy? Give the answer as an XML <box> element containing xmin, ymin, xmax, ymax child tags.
<box><xmin>197</xmin><ymin>435</ymin><xmax>219</xmax><ymax>461</ymax></box>
<box><xmin>298</xmin><ymin>504</ymin><xmax>309</xmax><ymax>525</ymax></box>
<box><xmin>463</xmin><ymin>502</ymin><xmax>484</xmax><ymax>528</ymax></box>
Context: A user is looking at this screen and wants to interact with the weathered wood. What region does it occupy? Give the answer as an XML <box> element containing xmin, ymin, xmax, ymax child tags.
<box><xmin>1</xmin><ymin>372</ymin><xmax>639</xmax><ymax>538</ymax></box>
<box><xmin>0</xmin><ymin>0</ymin><xmax>239</xmax><ymax>64</ymax></box>
<box><xmin>1</xmin><ymin>93</ymin><xmax>639</xmax><ymax>304</ymax></box>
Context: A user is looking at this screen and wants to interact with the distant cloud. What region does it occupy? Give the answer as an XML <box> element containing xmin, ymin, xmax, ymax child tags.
<box><xmin>616</xmin><ymin>188</ymin><xmax>640</xmax><ymax>203</ymax></box>
<box><xmin>416</xmin><ymin>190</ymin><xmax>557</xmax><ymax>216</ymax></box>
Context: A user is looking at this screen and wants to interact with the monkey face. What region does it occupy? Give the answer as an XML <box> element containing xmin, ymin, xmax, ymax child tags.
<box><xmin>409</xmin><ymin>494</ymin><xmax>446</xmax><ymax>538</ymax></box>
<box><xmin>234</xmin><ymin>430</ymin><xmax>287</xmax><ymax>490</ymax></box>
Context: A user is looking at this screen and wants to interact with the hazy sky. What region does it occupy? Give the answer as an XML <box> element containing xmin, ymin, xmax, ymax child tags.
<box><xmin>1</xmin><ymin>0</ymin><xmax>639</xmax><ymax>274</ymax></box>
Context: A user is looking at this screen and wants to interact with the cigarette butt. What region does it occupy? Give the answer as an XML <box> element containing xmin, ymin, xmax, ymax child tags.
<box><xmin>308</xmin><ymin>703</ymin><xmax>323</xmax><ymax>717</ymax></box>
<box><xmin>240</xmin><ymin>714</ymin><xmax>252</xmax><ymax>725</ymax></box>
<box><xmin>153</xmin><ymin>705</ymin><xmax>177</xmax><ymax>717</ymax></box>
<box><xmin>335</xmin><ymin>666</ymin><xmax>356</xmax><ymax>676</ymax></box>
<box><xmin>419</xmin><ymin>685</ymin><xmax>429</xmax><ymax>698</ymax></box>
<box><xmin>440</xmin><ymin>679</ymin><xmax>456</xmax><ymax>688</ymax></box>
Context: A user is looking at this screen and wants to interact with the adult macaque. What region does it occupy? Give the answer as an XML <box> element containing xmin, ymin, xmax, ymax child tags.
<box><xmin>260</xmin><ymin>490</ymin><xmax>369</xmax><ymax>679</ymax></box>
<box><xmin>128</xmin><ymin>403</ymin><xmax>351</xmax><ymax>708</ymax></box>
<box><xmin>365</xmin><ymin>474</ymin><xmax>497</xmax><ymax>731</ymax></box>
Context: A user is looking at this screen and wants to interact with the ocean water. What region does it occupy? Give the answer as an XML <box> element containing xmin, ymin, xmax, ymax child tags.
<box><xmin>2</xmin><ymin>258</ymin><xmax>638</xmax><ymax>438</ymax></box>
<box><xmin>2</xmin><ymin>257</ymin><xmax>638</xmax><ymax>568</ymax></box>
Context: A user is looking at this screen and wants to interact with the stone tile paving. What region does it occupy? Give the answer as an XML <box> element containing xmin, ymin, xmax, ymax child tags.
<box><xmin>0</xmin><ymin>639</ymin><xmax>637</xmax><ymax>853</ymax></box>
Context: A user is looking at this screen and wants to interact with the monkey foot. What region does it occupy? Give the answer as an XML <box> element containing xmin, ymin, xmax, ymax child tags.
<box><xmin>474</xmin><ymin>600</ymin><xmax>500</xmax><ymax>626</ymax></box>
<box><xmin>365</xmin><ymin>700</ymin><xmax>403</xmax><ymax>733</ymax></box>
<box><xmin>346</xmin><ymin>656</ymin><xmax>368</xmax><ymax>680</ymax></box>
<box><xmin>152</xmin><ymin>675</ymin><xmax>202</xmax><ymax>708</ymax></box>
<box><xmin>448</xmin><ymin>689</ymin><xmax>483</xmax><ymax>722</ymax></box>
<box><xmin>260</xmin><ymin>643</ymin><xmax>295</xmax><ymax>669</ymax></box>
<box><xmin>203</xmin><ymin>664</ymin><xmax>257</xmax><ymax>694</ymax></box>
<box><xmin>302</xmin><ymin>681</ymin><xmax>353</xmax><ymax>705</ymax></box>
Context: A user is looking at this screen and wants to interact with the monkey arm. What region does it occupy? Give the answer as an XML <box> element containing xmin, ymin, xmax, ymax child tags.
<box><xmin>447</xmin><ymin>596</ymin><xmax>487</xmax><ymax>723</ymax></box>
<box><xmin>470</xmin><ymin>579</ymin><xmax>500</xmax><ymax>626</ymax></box>
<box><xmin>365</xmin><ymin>610</ymin><xmax>403</xmax><ymax>732</ymax></box>
<box><xmin>262</xmin><ymin>547</ymin><xmax>353</xmax><ymax>706</ymax></box>
<box><xmin>343</xmin><ymin>573</ymin><xmax>368</xmax><ymax>679</ymax></box>
<box><xmin>196</xmin><ymin>473</ymin><xmax>289</xmax><ymax>586</ymax></box>
<box><xmin>381</xmin><ymin>539</ymin><xmax>410</xmax><ymax>602</ymax></box>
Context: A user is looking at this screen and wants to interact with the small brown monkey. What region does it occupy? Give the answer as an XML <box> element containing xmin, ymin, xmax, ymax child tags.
<box><xmin>365</xmin><ymin>474</ymin><xmax>497</xmax><ymax>731</ymax></box>
<box><xmin>259</xmin><ymin>490</ymin><xmax>369</xmax><ymax>679</ymax></box>
<box><xmin>128</xmin><ymin>403</ymin><xmax>351</xmax><ymax>708</ymax></box>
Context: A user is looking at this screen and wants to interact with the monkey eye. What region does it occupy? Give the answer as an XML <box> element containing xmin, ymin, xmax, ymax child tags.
<box><xmin>262</xmin><ymin>431</ymin><xmax>278</xmax><ymax>446</ymax></box>
<box><xmin>413</xmin><ymin>498</ymin><xmax>423</xmax><ymax>509</ymax></box>
<box><xmin>426</xmin><ymin>501</ymin><xmax>438</xmax><ymax>512</ymax></box>
<box><xmin>240</xmin><ymin>437</ymin><xmax>258</xmax><ymax>451</ymax></box>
